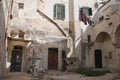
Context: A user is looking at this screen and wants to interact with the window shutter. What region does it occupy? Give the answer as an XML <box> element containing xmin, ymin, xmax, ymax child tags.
<box><xmin>88</xmin><ymin>8</ymin><xmax>92</xmax><ymax>16</ymax></box>
<box><xmin>53</xmin><ymin>5</ymin><xmax>57</xmax><ymax>19</ymax></box>
<box><xmin>62</xmin><ymin>5</ymin><xmax>65</xmax><ymax>20</ymax></box>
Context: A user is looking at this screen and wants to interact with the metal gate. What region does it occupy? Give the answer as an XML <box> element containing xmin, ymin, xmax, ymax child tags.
<box><xmin>10</xmin><ymin>50</ymin><xmax>22</xmax><ymax>72</ymax></box>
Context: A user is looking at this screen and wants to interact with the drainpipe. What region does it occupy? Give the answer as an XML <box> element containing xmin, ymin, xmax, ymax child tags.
<box><xmin>69</xmin><ymin>0</ymin><xmax>75</xmax><ymax>57</ymax></box>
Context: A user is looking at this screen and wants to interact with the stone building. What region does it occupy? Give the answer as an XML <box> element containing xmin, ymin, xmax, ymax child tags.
<box><xmin>7</xmin><ymin>0</ymin><xmax>97</xmax><ymax>72</ymax></box>
<box><xmin>7</xmin><ymin>0</ymin><xmax>72</xmax><ymax>72</ymax></box>
<box><xmin>81</xmin><ymin>0</ymin><xmax>120</xmax><ymax>70</ymax></box>
<box><xmin>6</xmin><ymin>0</ymin><xmax>120</xmax><ymax>73</ymax></box>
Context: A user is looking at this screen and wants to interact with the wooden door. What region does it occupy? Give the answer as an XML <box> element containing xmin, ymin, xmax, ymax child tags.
<box><xmin>48</xmin><ymin>48</ymin><xmax>58</xmax><ymax>69</ymax></box>
<box><xmin>95</xmin><ymin>50</ymin><xmax>102</xmax><ymax>68</ymax></box>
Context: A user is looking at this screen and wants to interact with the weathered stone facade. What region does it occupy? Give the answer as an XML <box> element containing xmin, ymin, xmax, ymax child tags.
<box><xmin>7</xmin><ymin>0</ymin><xmax>72</xmax><ymax>72</ymax></box>
<box><xmin>82</xmin><ymin>0</ymin><xmax>120</xmax><ymax>70</ymax></box>
<box><xmin>8</xmin><ymin>0</ymin><xmax>99</xmax><ymax>71</ymax></box>
<box><xmin>6</xmin><ymin>0</ymin><xmax>120</xmax><ymax>73</ymax></box>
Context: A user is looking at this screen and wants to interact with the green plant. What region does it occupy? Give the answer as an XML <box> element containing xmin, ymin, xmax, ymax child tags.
<box><xmin>46</xmin><ymin>76</ymin><xmax>55</xmax><ymax>80</ymax></box>
<box><xmin>73</xmin><ymin>68</ymin><xmax>110</xmax><ymax>76</ymax></box>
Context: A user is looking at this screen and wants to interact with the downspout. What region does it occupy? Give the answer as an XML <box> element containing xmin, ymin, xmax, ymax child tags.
<box><xmin>69</xmin><ymin>0</ymin><xmax>75</xmax><ymax>57</ymax></box>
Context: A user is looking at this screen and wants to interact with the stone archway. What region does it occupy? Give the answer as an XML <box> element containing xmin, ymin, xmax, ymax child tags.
<box><xmin>115</xmin><ymin>24</ymin><xmax>120</xmax><ymax>48</ymax></box>
<box><xmin>94</xmin><ymin>32</ymin><xmax>111</xmax><ymax>68</ymax></box>
<box><xmin>95</xmin><ymin>32</ymin><xmax>111</xmax><ymax>42</ymax></box>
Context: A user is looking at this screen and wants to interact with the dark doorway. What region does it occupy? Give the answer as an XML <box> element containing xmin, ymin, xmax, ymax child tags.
<box><xmin>62</xmin><ymin>50</ymin><xmax>67</xmax><ymax>71</ymax></box>
<box><xmin>48</xmin><ymin>48</ymin><xmax>58</xmax><ymax>69</ymax></box>
<box><xmin>10</xmin><ymin>46</ymin><xmax>23</xmax><ymax>72</ymax></box>
<box><xmin>95</xmin><ymin>49</ymin><xmax>102</xmax><ymax>68</ymax></box>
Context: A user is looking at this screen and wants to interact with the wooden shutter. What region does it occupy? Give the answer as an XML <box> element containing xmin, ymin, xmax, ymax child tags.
<box><xmin>62</xmin><ymin>5</ymin><xmax>65</xmax><ymax>20</ymax></box>
<box><xmin>53</xmin><ymin>4</ymin><xmax>57</xmax><ymax>19</ymax></box>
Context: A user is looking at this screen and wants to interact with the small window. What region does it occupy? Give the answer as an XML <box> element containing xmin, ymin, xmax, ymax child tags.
<box><xmin>14</xmin><ymin>46</ymin><xmax>23</xmax><ymax>50</ymax></box>
<box><xmin>53</xmin><ymin>4</ymin><xmax>65</xmax><ymax>20</ymax></box>
<box><xmin>87</xmin><ymin>35</ymin><xmax>91</xmax><ymax>42</ymax></box>
<box><xmin>19</xmin><ymin>31</ymin><xmax>24</xmax><ymax>39</ymax></box>
<box><xmin>18</xmin><ymin>3</ymin><xmax>24</xmax><ymax>9</ymax></box>
<box><xmin>109</xmin><ymin>52</ymin><xmax>112</xmax><ymax>59</ymax></box>
<box><xmin>19</xmin><ymin>34</ymin><xmax>24</xmax><ymax>39</ymax></box>
<box><xmin>62</xmin><ymin>50</ymin><xmax>66</xmax><ymax>59</ymax></box>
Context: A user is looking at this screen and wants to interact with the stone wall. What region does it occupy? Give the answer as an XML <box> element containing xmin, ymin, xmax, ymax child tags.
<box><xmin>0</xmin><ymin>1</ymin><xmax>6</xmax><ymax>77</ymax></box>
<box><xmin>65</xmin><ymin>57</ymin><xmax>79</xmax><ymax>71</ymax></box>
<box><xmin>82</xmin><ymin>0</ymin><xmax>120</xmax><ymax>70</ymax></box>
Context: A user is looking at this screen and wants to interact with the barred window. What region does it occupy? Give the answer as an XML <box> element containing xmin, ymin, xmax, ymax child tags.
<box><xmin>18</xmin><ymin>3</ymin><xmax>24</xmax><ymax>9</ymax></box>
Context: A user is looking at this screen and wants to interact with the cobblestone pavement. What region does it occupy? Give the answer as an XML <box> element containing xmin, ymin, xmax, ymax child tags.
<box><xmin>44</xmin><ymin>71</ymin><xmax>120</xmax><ymax>80</ymax></box>
<box><xmin>1</xmin><ymin>71</ymin><xmax>120</xmax><ymax>80</ymax></box>
<box><xmin>1</xmin><ymin>72</ymin><xmax>32</xmax><ymax>80</ymax></box>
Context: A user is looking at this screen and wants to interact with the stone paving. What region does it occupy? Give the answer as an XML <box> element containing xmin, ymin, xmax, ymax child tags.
<box><xmin>1</xmin><ymin>71</ymin><xmax>120</xmax><ymax>80</ymax></box>
<box><xmin>1</xmin><ymin>72</ymin><xmax>32</xmax><ymax>80</ymax></box>
<box><xmin>44</xmin><ymin>71</ymin><xmax>120</xmax><ymax>80</ymax></box>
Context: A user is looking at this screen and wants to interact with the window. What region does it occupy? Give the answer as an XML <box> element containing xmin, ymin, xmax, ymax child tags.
<box><xmin>87</xmin><ymin>35</ymin><xmax>91</xmax><ymax>42</ymax></box>
<box><xmin>80</xmin><ymin>7</ymin><xmax>92</xmax><ymax>16</ymax></box>
<box><xmin>19</xmin><ymin>34</ymin><xmax>24</xmax><ymax>39</ymax></box>
<box><xmin>14</xmin><ymin>46</ymin><xmax>23</xmax><ymax>50</ymax></box>
<box><xmin>53</xmin><ymin>4</ymin><xmax>65</xmax><ymax>20</ymax></box>
<box><xmin>19</xmin><ymin>31</ymin><xmax>24</xmax><ymax>39</ymax></box>
<box><xmin>18</xmin><ymin>3</ymin><xmax>24</xmax><ymax>9</ymax></box>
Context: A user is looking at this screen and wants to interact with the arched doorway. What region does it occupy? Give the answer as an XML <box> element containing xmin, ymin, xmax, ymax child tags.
<box><xmin>95</xmin><ymin>32</ymin><xmax>111</xmax><ymax>68</ymax></box>
<box><xmin>10</xmin><ymin>46</ymin><xmax>23</xmax><ymax>72</ymax></box>
<box><xmin>115</xmin><ymin>24</ymin><xmax>120</xmax><ymax>48</ymax></box>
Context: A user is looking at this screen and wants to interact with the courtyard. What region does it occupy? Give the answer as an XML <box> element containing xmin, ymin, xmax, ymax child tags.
<box><xmin>1</xmin><ymin>70</ymin><xmax>120</xmax><ymax>80</ymax></box>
